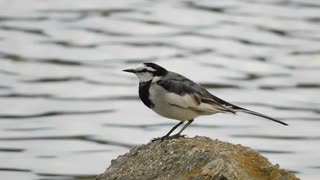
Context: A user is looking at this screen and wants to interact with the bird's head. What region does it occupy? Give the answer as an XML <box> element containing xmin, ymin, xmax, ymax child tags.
<box><xmin>123</xmin><ymin>62</ymin><xmax>168</xmax><ymax>82</ymax></box>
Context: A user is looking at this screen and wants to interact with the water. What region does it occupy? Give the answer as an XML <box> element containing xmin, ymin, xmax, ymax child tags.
<box><xmin>0</xmin><ymin>0</ymin><xmax>319</xmax><ymax>179</ymax></box>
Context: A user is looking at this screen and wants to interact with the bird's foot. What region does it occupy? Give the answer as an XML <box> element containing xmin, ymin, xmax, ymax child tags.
<box><xmin>168</xmin><ymin>133</ymin><xmax>185</xmax><ymax>140</ymax></box>
<box><xmin>151</xmin><ymin>137</ymin><xmax>163</xmax><ymax>142</ymax></box>
<box><xmin>151</xmin><ymin>134</ymin><xmax>185</xmax><ymax>142</ymax></box>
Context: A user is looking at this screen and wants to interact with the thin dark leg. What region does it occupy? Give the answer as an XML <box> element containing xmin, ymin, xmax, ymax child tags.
<box><xmin>173</xmin><ymin>119</ymin><xmax>194</xmax><ymax>136</ymax></box>
<box><xmin>151</xmin><ymin>121</ymin><xmax>184</xmax><ymax>142</ymax></box>
<box><xmin>164</xmin><ymin>121</ymin><xmax>184</xmax><ymax>138</ymax></box>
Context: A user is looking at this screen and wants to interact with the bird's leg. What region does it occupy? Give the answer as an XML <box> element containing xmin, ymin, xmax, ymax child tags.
<box><xmin>163</xmin><ymin>121</ymin><xmax>184</xmax><ymax>138</ymax></box>
<box><xmin>151</xmin><ymin>121</ymin><xmax>184</xmax><ymax>142</ymax></box>
<box><xmin>170</xmin><ymin>119</ymin><xmax>194</xmax><ymax>139</ymax></box>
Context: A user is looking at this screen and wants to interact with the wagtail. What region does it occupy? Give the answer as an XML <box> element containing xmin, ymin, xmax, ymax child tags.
<box><xmin>123</xmin><ymin>63</ymin><xmax>288</xmax><ymax>140</ymax></box>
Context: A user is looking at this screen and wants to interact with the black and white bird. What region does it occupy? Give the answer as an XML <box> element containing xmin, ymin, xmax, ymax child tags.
<box><xmin>123</xmin><ymin>62</ymin><xmax>288</xmax><ymax>140</ymax></box>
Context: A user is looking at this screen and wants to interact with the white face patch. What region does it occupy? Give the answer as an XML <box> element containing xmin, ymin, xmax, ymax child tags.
<box><xmin>135</xmin><ymin>64</ymin><xmax>156</xmax><ymax>72</ymax></box>
<box><xmin>136</xmin><ymin>71</ymin><xmax>153</xmax><ymax>82</ymax></box>
<box><xmin>133</xmin><ymin>64</ymin><xmax>156</xmax><ymax>82</ymax></box>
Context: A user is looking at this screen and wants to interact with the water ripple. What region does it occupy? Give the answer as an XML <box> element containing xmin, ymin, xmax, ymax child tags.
<box><xmin>0</xmin><ymin>148</ymin><xmax>25</xmax><ymax>153</ymax></box>
<box><xmin>256</xmin><ymin>149</ymin><xmax>294</xmax><ymax>154</ymax></box>
<box><xmin>232</xmin><ymin>134</ymin><xmax>320</xmax><ymax>140</ymax></box>
<box><xmin>0</xmin><ymin>25</ymin><xmax>48</xmax><ymax>37</ymax></box>
<box><xmin>5</xmin><ymin>127</ymin><xmax>53</xmax><ymax>132</ymax></box>
<box><xmin>38</xmin><ymin>8</ymin><xmax>136</xmax><ymax>17</ymax></box>
<box><xmin>21</xmin><ymin>76</ymin><xmax>129</xmax><ymax>86</ymax></box>
<box><xmin>184</xmin><ymin>1</ymin><xmax>233</xmax><ymax>13</ymax></box>
<box><xmin>0</xmin><ymin>51</ymin><xmax>113</xmax><ymax>68</ymax></box>
<box><xmin>0</xmin><ymin>93</ymin><xmax>137</xmax><ymax>101</ymax></box>
<box><xmin>0</xmin><ymin>16</ymin><xmax>48</xmax><ymax>22</ymax></box>
<box><xmin>0</xmin><ymin>168</ymin><xmax>31</xmax><ymax>172</ymax></box>
<box><xmin>37</xmin><ymin>173</ymin><xmax>96</xmax><ymax>180</ymax></box>
<box><xmin>239</xmin><ymin>102</ymin><xmax>320</xmax><ymax>114</ymax></box>
<box><xmin>0</xmin><ymin>135</ymin><xmax>134</xmax><ymax>149</ymax></box>
<box><xmin>0</xmin><ymin>109</ymin><xmax>114</xmax><ymax>119</ymax></box>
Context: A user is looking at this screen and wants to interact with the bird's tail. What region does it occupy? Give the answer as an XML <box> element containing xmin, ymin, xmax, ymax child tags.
<box><xmin>231</xmin><ymin>105</ymin><xmax>288</xmax><ymax>126</ymax></box>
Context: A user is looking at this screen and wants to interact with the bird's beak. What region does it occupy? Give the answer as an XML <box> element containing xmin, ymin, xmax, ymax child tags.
<box><xmin>122</xmin><ymin>69</ymin><xmax>136</xmax><ymax>73</ymax></box>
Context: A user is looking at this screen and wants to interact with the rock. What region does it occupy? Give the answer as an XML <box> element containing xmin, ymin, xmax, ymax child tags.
<box><xmin>95</xmin><ymin>136</ymin><xmax>299</xmax><ymax>180</ymax></box>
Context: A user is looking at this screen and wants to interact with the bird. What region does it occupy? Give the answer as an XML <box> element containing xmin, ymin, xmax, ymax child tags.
<box><xmin>123</xmin><ymin>62</ymin><xmax>288</xmax><ymax>141</ymax></box>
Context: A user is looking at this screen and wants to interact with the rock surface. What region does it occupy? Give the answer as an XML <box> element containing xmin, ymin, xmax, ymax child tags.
<box><xmin>95</xmin><ymin>136</ymin><xmax>299</xmax><ymax>180</ymax></box>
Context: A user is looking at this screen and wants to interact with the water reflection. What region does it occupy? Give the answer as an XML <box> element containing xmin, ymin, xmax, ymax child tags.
<box><xmin>0</xmin><ymin>0</ymin><xmax>319</xmax><ymax>179</ymax></box>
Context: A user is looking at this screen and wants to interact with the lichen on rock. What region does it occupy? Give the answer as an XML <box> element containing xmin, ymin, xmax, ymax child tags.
<box><xmin>95</xmin><ymin>136</ymin><xmax>299</xmax><ymax>180</ymax></box>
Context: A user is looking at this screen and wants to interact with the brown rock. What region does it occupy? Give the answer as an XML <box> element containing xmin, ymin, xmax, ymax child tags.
<box><xmin>95</xmin><ymin>136</ymin><xmax>299</xmax><ymax>180</ymax></box>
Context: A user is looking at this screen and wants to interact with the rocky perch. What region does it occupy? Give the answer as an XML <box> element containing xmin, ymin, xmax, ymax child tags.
<box><xmin>95</xmin><ymin>136</ymin><xmax>299</xmax><ymax>180</ymax></box>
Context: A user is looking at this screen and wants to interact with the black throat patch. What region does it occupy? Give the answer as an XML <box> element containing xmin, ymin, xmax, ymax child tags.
<box><xmin>139</xmin><ymin>80</ymin><xmax>154</xmax><ymax>108</ymax></box>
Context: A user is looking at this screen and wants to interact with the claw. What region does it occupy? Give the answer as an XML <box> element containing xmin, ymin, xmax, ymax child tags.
<box><xmin>151</xmin><ymin>134</ymin><xmax>185</xmax><ymax>142</ymax></box>
<box><xmin>151</xmin><ymin>137</ymin><xmax>162</xmax><ymax>142</ymax></box>
<box><xmin>169</xmin><ymin>134</ymin><xmax>185</xmax><ymax>139</ymax></box>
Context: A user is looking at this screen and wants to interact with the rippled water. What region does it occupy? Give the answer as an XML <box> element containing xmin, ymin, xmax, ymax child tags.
<box><xmin>0</xmin><ymin>0</ymin><xmax>319</xmax><ymax>179</ymax></box>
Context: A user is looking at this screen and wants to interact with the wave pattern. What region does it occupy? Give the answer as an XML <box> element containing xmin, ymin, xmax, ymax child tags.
<box><xmin>0</xmin><ymin>0</ymin><xmax>319</xmax><ymax>179</ymax></box>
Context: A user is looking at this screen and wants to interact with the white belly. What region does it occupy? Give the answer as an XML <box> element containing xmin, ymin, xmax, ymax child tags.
<box><xmin>149</xmin><ymin>84</ymin><xmax>201</xmax><ymax>121</ymax></box>
<box><xmin>152</xmin><ymin>103</ymin><xmax>200</xmax><ymax>121</ymax></box>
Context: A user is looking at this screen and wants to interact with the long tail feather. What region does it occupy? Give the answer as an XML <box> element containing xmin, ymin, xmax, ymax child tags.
<box><xmin>232</xmin><ymin>106</ymin><xmax>288</xmax><ymax>126</ymax></box>
<box><xmin>207</xmin><ymin>93</ymin><xmax>288</xmax><ymax>126</ymax></box>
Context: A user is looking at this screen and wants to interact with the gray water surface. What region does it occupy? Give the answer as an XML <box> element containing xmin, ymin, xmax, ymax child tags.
<box><xmin>0</xmin><ymin>0</ymin><xmax>320</xmax><ymax>179</ymax></box>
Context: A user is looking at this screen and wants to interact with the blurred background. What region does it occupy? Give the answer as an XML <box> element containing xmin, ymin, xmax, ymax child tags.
<box><xmin>0</xmin><ymin>0</ymin><xmax>319</xmax><ymax>179</ymax></box>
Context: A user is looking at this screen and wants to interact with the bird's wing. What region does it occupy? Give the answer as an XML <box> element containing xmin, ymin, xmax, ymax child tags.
<box><xmin>157</xmin><ymin>72</ymin><xmax>288</xmax><ymax>125</ymax></box>
<box><xmin>157</xmin><ymin>72</ymin><xmax>236</xmax><ymax>114</ymax></box>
